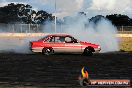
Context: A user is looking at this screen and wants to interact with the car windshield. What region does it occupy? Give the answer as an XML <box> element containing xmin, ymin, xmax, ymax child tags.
<box><xmin>38</xmin><ymin>35</ymin><xmax>49</xmax><ymax>41</ymax></box>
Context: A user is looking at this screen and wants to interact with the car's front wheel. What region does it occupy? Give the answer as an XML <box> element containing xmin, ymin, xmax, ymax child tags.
<box><xmin>42</xmin><ymin>48</ymin><xmax>54</xmax><ymax>55</ymax></box>
<box><xmin>83</xmin><ymin>47</ymin><xmax>94</xmax><ymax>56</ymax></box>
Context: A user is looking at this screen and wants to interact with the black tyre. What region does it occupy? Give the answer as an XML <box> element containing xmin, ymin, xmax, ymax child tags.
<box><xmin>42</xmin><ymin>48</ymin><xmax>54</xmax><ymax>55</ymax></box>
<box><xmin>83</xmin><ymin>47</ymin><xmax>93</xmax><ymax>56</ymax></box>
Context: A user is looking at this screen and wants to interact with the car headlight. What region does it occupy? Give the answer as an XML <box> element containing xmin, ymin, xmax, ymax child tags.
<box><xmin>98</xmin><ymin>46</ymin><xmax>101</xmax><ymax>49</ymax></box>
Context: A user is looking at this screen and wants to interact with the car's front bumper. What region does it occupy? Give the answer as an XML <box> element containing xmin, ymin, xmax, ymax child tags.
<box><xmin>94</xmin><ymin>48</ymin><xmax>101</xmax><ymax>53</ymax></box>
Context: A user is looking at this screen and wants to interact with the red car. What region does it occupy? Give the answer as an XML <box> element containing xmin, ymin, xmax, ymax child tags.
<box><xmin>30</xmin><ymin>33</ymin><xmax>101</xmax><ymax>56</ymax></box>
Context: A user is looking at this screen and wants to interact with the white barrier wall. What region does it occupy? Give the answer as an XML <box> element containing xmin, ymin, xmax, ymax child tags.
<box><xmin>116</xmin><ymin>34</ymin><xmax>132</xmax><ymax>37</ymax></box>
<box><xmin>0</xmin><ymin>33</ymin><xmax>48</xmax><ymax>37</ymax></box>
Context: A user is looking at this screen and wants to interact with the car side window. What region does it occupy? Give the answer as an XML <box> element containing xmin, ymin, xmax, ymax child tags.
<box><xmin>45</xmin><ymin>36</ymin><xmax>54</xmax><ymax>42</ymax></box>
<box><xmin>55</xmin><ymin>36</ymin><xmax>65</xmax><ymax>43</ymax></box>
<box><xmin>49</xmin><ymin>37</ymin><xmax>54</xmax><ymax>42</ymax></box>
<box><xmin>65</xmin><ymin>36</ymin><xmax>72</xmax><ymax>43</ymax></box>
<box><xmin>45</xmin><ymin>36</ymin><xmax>78</xmax><ymax>43</ymax></box>
<box><xmin>65</xmin><ymin>36</ymin><xmax>78</xmax><ymax>43</ymax></box>
<box><xmin>45</xmin><ymin>36</ymin><xmax>65</xmax><ymax>43</ymax></box>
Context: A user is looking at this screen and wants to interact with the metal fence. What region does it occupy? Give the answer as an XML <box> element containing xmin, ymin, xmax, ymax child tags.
<box><xmin>0</xmin><ymin>23</ymin><xmax>132</xmax><ymax>33</ymax></box>
<box><xmin>117</xmin><ymin>26</ymin><xmax>132</xmax><ymax>31</ymax></box>
<box><xmin>0</xmin><ymin>24</ymin><xmax>42</xmax><ymax>33</ymax></box>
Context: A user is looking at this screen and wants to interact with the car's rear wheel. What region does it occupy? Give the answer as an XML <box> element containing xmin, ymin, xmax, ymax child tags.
<box><xmin>42</xmin><ymin>48</ymin><xmax>54</xmax><ymax>55</ymax></box>
<box><xmin>83</xmin><ymin>47</ymin><xmax>94</xmax><ymax>56</ymax></box>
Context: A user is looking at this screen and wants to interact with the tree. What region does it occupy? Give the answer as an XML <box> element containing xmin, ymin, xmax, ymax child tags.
<box><xmin>89</xmin><ymin>15</ymin><xmax>106</xmax><ymax>24</ymax></box>
<box><xmin>0</xmin><ymin>3</ymin><xmax>54</xmax><ymax>24</ymax></box>
<box><xmin>106</xmin><ymin>14</ymin><xmax>132</xmax><ymax>26</ymax></box>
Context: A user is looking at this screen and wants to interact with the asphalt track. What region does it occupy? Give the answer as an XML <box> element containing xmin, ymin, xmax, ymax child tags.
<box><xmin>0</xmin><ymin>52</ymin><xmax>131</xmax><ymax>88</ymax></box>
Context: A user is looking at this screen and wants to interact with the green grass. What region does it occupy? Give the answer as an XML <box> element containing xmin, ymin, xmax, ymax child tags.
<box><xmin>120</xmin><ymin>41</ymin><xmax>132</xmax><ymax>52</ymax></box>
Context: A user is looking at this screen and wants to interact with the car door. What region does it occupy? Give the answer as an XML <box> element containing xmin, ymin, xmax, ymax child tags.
<box><xmin>64</xmin><ymin>36</ymin><xmax>82</xmax><ymax>53</ymax></box>
<box><xmin>52</xmin><ymin>36</ymin><xmax>65</xmax><ymax>53</ymax></box>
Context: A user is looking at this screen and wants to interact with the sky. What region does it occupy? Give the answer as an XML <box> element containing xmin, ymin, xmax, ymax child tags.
<box><xmin>0</xmin><ymin>0</ymin><xmax>132</xmax><ymax>18</ymax></box>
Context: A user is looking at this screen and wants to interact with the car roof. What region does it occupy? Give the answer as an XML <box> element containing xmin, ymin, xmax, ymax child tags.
<box><xmin>47</xmin><ymin>33</ymin><xmax>71</xmax><ymax>37</ymax></box>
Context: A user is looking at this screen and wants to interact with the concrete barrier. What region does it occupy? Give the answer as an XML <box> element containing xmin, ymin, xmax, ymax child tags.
<box><xmin>0</xmin><ymin>33</ymin><xmax>48</xmax><ymax>37</ymax></box>
<box><xmin>116</xmin><ymin>34</ymin><xmax>132</xmax><ymax>37</ymax></box>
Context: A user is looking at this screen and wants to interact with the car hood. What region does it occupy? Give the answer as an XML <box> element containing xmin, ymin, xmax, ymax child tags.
<box><xmin>80</xmin><ymin>41</ymin><xmax>100</xmax><ymax>48</ymax></box>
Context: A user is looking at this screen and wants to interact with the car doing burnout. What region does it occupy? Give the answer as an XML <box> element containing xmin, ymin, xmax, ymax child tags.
<box><xmin>30</xmin><ymin>33</ymin><xmax>101</xmax><ymax>56</ymax></box>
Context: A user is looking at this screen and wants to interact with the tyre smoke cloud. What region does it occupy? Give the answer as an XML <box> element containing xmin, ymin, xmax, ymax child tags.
<box><xmin>44</xmin><ymin>14</ymin><xmax>119</xmax><ymax>52</ymax></box>
<box><xmin>0</xmin><ymin>37</ymin><xmax>41</xmax><ymax>53</ymax></box>
<box><xmin>0</xmin><ymin>0</ymin><xmax>120</xmax><ymax>53</ymax></box>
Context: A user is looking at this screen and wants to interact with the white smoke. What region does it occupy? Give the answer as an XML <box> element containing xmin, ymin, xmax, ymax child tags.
<box><xmin>57</xmin><ymin>14</ymin><xmax>119</xmax><ymax>52</ymax></box>
<box><xmin>0</xmin><ymin>0</ymin><xmax>123</xmax><ymax>53</ymax></box>
<box><xmin>0</xmin><ymin>37</ymin><xmax>41</xmax><ymax>53</ymax></box>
